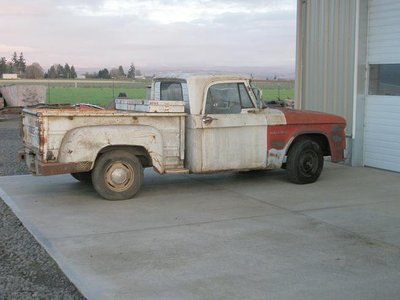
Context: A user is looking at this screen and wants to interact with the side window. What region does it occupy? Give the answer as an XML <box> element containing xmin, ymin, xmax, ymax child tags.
<box><xmin>205</xmin><ymin>82</ymin><xmax>254</xmax><ymax>114</ymax></box>
<box><xmin>160</xmin><ymin>82</ymin><xmax>183</xmax><ymax>101</ymax></box>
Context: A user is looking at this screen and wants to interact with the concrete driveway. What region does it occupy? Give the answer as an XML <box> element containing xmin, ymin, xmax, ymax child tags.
<box><xmin>1</xmin><ymin>163</ymin><xmax>400</xmax><ymax>300</ymax></box>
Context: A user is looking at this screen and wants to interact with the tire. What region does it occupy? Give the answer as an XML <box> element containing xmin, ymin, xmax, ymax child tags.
<box><xmin>91</xmin><ymin>150</ymin><xmax>144</xmax><ymax>200</ymax></box>
<box><xmin>286</xmin><ymin>139</ymin><xmax>324</xmax><ymax>184</ymax></box>
<box><xmin>71</xmin><ymin>171</ymin><xmax>92</xmax><ymax>184</ymax></box>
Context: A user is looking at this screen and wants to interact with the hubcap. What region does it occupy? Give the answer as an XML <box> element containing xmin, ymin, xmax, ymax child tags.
<box><xmin>300</xmin><ymin>150</ymin><xmax>318</xmax><ymax>176</ymax></box>
<box><xmin>111</xmin><ymin>168</ymin><xmax>128</xmax><ymax>185</ymax></box>
<box><xmin>105</xmin><ymin>161</ymin><xmax>134</xmax><ymax>192</ymax></box>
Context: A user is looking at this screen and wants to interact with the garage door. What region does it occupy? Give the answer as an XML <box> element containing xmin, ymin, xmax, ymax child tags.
<box><xmin>364</xmin><ymin>0</ymin><xmax>400</xmax><ymax>172</ymax></box>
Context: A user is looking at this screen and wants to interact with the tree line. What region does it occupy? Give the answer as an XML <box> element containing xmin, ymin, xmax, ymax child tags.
<box><xmin>85</xmin><ymin>63</ymin><xmax>140</xmax><ymax>79</ymax></box>
<box><xmin>0</xmin><ymin>52</ymin><xmax>142</xmax><ymax>80</ymax></box>
<box><xmin>0</xmin><ymin>52</ymin><xmax>27</xmax><ymax>77</ymax></box>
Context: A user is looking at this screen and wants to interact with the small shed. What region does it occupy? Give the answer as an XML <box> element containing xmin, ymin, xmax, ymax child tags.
<box><xmin>2</xmin><ymin>74</ymin><xmax>18</xmax><ymax>80</ymax></box>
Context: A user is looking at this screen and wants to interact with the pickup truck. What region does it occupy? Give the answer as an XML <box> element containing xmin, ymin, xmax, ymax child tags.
<box><xmin>20</xmin><ymin>73</ymin><xmax>346</xmax><ymax>200</ymax></box>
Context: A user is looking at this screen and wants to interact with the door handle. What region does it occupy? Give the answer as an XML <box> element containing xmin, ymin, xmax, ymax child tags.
<box><xmin>202</xmin><ymin>115</ymin><xmax>218</xmax><ymax>125</ymax></box>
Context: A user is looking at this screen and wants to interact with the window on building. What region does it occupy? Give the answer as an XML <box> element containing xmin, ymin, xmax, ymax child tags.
<box><xmin>205</xmin><ymin>83</ymin><xmax>254</xmax><ymax>114</ymax></box>
<box><xmin>369</xmin><ymin>64</ymin><xmax>400</xmax><ymax>96</ymax></box>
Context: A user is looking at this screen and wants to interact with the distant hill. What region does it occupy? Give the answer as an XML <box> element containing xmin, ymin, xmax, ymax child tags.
<box><xmin>74</xmin><ymin>65</ymin><xmax>295</xmax><ymax>80</ymax></box>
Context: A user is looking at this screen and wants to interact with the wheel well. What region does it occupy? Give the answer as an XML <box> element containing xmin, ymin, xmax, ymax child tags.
<box><xmin>96</xmin><ymin>145</ymin><xmax>152</xmax><ymax>168</ymax></box>
<box><xmin>287</xmin><ymin>134</ymin><xmax>331</xmax><ymax>157</ymax></box>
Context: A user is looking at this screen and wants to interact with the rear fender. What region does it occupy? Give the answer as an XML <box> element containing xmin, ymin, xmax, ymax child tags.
<box><xmin>58</xmin><ymin>125</ymin><xmax>164</xmax><ymax>172</ymax></box>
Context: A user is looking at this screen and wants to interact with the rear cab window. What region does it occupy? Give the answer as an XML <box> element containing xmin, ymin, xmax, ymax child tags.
<box><xmin>154</xmin><ymin>80</ymin><xmax>190</xmax><ymax>112</ymax></box>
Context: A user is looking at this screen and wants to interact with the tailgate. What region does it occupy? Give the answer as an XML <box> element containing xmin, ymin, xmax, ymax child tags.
<box><xmin>22</xmin><ymin>109</ymin><xmax>41</xmax><ymax>154</ymax></box>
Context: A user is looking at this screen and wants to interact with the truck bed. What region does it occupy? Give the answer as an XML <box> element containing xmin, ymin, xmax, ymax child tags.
<box><xmin>21</xmin><ymin>108</ymin><xmax>187</xmax><ymax>175</ymax></box>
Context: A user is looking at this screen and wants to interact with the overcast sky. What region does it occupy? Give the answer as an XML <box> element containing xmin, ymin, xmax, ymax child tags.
<box><xmin>0</xmin><ymin>0</ymin><xmax>297</xmax><ymax>75</ymax></box>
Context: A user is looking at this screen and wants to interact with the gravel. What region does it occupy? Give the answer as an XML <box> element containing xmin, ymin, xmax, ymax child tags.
<box><xmin>0</xmin><ymin>116</ymin><xmax>85</xmax><ymax>299</ymax></box>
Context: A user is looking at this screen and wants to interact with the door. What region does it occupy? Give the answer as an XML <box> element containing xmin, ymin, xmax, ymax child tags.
<box><xmin>186</xmin><ymin>81</ymin><xmax>267</xmax><ymax>173</ymax></box>
<box><xmin>364</xmin><ymin>0</ymin><xmax>400</xmax><ymax>172</ymax></box>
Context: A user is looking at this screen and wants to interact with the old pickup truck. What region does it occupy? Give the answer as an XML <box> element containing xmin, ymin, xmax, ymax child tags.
<box><xmin>20</xmin><ymin>73</ymin><xmax>346</xmax><ymax>200</ymax></box>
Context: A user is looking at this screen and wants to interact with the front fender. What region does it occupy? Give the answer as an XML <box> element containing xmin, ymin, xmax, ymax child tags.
<box><xmin>58</xmin><ymin>125</ymin><xmax>164</xmax><ymax>172</ymax></box>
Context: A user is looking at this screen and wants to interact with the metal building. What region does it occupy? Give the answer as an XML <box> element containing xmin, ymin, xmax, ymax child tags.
<box><xmin>296</xmin><ymin>0</ymin><xmax>400</xmax><ymax>172</ymax></box>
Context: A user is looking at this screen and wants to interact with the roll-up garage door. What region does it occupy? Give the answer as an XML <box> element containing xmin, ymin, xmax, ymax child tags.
<box><xmin>364</xmin><ymin>0</ymin><xmax>400</xmax><ymax>172</ymax></box>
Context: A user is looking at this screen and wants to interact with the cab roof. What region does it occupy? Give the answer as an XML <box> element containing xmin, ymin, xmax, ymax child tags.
<box><xmin>154</xmin><ymin>73</ymin><xmax>252</xmax><ymax>114</ymax></box>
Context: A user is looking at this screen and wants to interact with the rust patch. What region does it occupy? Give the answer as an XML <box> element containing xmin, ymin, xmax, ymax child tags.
<box><xmin>331</xmin><ymin>125</ymin><xmax>343</xmax><ymax>143</ymax></box>
<box><xmin>37</xmin><ymin>161</ymin><xmax>92</xmax><ymax>176</ymax></box>
<box><xmin>38</xmin><ymin>117</ymin><xmax>46</xmax><ymax>157</ymax></box>
<box><xmin>46</xmin><ymin>151</ymin><xmax>56</xmax><ymax>161</ymax></box>
<box><xmin>271</xmin><ymin>140</ymin><xmax>286</xmax><ymax>149</ymax></box>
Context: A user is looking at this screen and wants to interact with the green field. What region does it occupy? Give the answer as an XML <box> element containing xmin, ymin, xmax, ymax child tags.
<box><xmin>47</xmin><ymin>87</ymin><xmax>147</xmax><ymax>106</ymax></box>
<box><xmin>1</xmin><ymin>79</ymin><xmax>293</xmax><ymax>106</ymax></box>
<box><xmin>46</xmin><ymin>80</ymin><xmax>294</xmax><ymax>106</ymax></box>
<box><xmin>252</xmin><ymin>80</ymin><xmax>294</xmax><ymax>101</ymax></box>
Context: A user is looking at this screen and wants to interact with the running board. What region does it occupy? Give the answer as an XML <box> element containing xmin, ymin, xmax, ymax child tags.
<box><xmin>165</xmin><ymin>168</ymin><xmax>190</xmax><ymax>174</ymax></box>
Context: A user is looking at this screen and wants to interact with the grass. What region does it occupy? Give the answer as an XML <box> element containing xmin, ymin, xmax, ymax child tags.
<box><xmin>253</xmin><ymin>80</ymin><xmax>294</xmax><ymax>101</ymax></box>
<box><xmin>262</xmin><ymin>88</ymin><xmax>294</xmax><ymax>101</ymax></box>
<box><xmin>1</xmin><ymin>78</ymin><xmax>293</xmax><ymax>107</ymax></box>
<box><xmin>40</xmin><ymin>79</ymin><xmax>294</xmax><ymax>106</ymax></box>
<box><xmin>47</xmin><ymin>87</ymin><xmax>147</xmax><ymax>106</ymax></box>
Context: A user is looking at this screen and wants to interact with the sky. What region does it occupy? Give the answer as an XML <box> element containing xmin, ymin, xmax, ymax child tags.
<box><xmin>0</xmin><ymin>0</ymin><xmax>297</xmax><ymax>76</ymax></box>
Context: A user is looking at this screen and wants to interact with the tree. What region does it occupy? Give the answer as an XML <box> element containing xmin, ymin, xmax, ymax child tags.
<box><xmin>17</xmin><ymin>52</ymin><xmax>26</xmax><ymax>75</ymax></box>
<box><xmin>25</xmin><ymin>63</ymin><xmax>44</xmax><ymax>79</ymax></box>
<box><xmin>47</xmin><ymin>65</ymin><xmax>57</xmax><ymax>79</ymax></box>
<box><xmin>110</xmin><ymin>68</ymin><xmax>120</xmax><ymax>79</ymax></box>
<box><xmin>64</xmin><ymin>63</ymin><xmax>71</xmax><ymax>79</ymax></box>
<box><xmin>135</xmin><ymin>69</ymin><xmax>142</xmax><ymax>77</ymax></box>
<box><xmin>84</xmin><ymin>72</ymin><xmax>97</xmax><ymax>79</ymax></box>
<box><xmin>10</xmin><ymin>52</ymin><xmax>18</xmax><ymax>73</ymax></box>
<box><xmin>98</xmin><ymin>68</ymin><xmax>110</xmax><ymax>79</ymax></box>
<box><xmin>70</xmin><ymin>65</ymin><xmax>77</xmax><ymax>78</ymax></box>
<box><xmin>11</xmin><ymin>52</ymin><xmax>18</xmax><ymax>65</ymax></box>
<box><xmin>0</xmin><ymin>57</ymin><xmax>8</xmax><ymax>76</ymax></box>
<box><xmin>57</xmin><ymin>64</ymin><xmax>65</xmax><ymax>78</ymax></box>
<box><xmin>127</xmin><ymin>63</ymin><xmax>135</xmax><ymax>79</ymax></box>
<box><xmin>118</xmin><ymin>65</ymin><xmax>125</xmax><ymax>77</ymax></box>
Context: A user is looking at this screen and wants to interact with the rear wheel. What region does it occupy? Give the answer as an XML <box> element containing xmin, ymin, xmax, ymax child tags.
<box><xmin>287</xmin><ymin>139</ymin><xmax>323</xmax><ymax>184</ymax></box>
<box><xmin>91</xmin><ymin>150</ymin><xmax>144</xmax><ymax>200</ymax></box>
<box><xmin>71</xmin><ymin>171</ymin><xmax>92</xmax><ymax>184</ymax></box>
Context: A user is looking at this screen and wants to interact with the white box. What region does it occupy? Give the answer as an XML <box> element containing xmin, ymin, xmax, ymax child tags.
<box><xmin>115</xmin><ymin>99</ymin><xmax>184</xmax><ymax>113</ymax></box>
<box><xmin>148</xmin><ymin>101</ymin><xmax>184</xmax><ymax>113</ymax></box>
<box><xmin>115</xmin><ymin>99</ymin><xmax>149</xmax><ymax>112</ymax></box>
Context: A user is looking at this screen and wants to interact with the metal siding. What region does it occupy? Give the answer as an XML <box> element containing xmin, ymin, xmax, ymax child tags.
<box><xmin>368</xmin><ymin>0</ymin><xmax>400</xmax><ymax>63</ymax></box>
<box><xmin>300</xmin><ymin>0</ymin><xmax>356</xmax><ymax>135</ymax></box>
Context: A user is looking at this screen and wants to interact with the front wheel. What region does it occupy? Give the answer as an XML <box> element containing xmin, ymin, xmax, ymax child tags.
<box><xmin>286</xmin><ymin>139</ymin><xmax>323</xmax><ymax>184</ymax></box>
<box><xmin>91</xmin><ymin>150</ymin><xmax>144</xmax><ymax>200</ymax></box>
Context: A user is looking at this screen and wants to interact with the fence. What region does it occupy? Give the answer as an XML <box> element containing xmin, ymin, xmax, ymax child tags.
<box><xmin>0</xmin><ymin>79</ymin><xmax>294</xmax><ymax>107</ymax></box>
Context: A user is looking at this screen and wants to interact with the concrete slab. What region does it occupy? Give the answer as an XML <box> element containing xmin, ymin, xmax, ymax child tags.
<box><xmin>1</xmin><ymin>163</ymin><xmax>400</xmax><ymax>300</ymax></box>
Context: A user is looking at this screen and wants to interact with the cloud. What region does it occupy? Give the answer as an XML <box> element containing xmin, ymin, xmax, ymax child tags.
<box><xmin>0</xmin><ymin>0</ymin><xmax>297</xmax><ymax>74</ymax></box>
<box><xmin>0</xmin><ymin>45</ymin><xmax>36</xmax><ymax>54</ymax></box>
<box><xmin>58</xmin><ymin>0</ymin><xmax>295</xmax><ymax>24</ymax></box>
